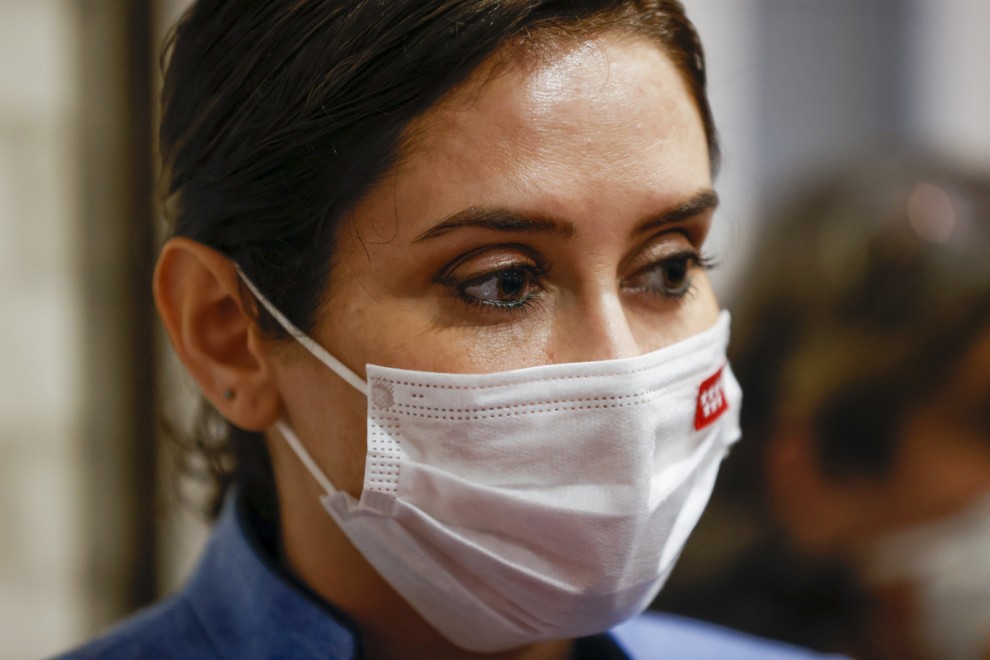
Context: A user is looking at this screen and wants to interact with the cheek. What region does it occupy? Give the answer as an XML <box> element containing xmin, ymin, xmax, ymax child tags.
<box><xmin>321</xmin><ymin>238</ymin><xmax>560</xmax><ymax>376</ymax></box>
<box><xmin>686</xmin><ymin>271</ymin><xmax>720</xmax><ymax>321</ymax></box>
<box><xmin>273</xmin><ymin>348</ymin><xmax>369</xmax><ymax>497</ymax></box>
<box><xmin>360</xmin><ymin>313</ymin><xmax>555</xmax><ymax>375</ymax></box>
<box><xmin>444</xmin><ymin>321</ymin><xmax>557</xmax><ymax>373</ymax></box>
<box><xmin>627</xmin><ymin>271</ymin><xmax>720</xmax><ymax>352</ymax></box>
<box><xmin>325</xmin><ymin>265</ymin><xmax>720</xmax><ymax>376</ymax></box>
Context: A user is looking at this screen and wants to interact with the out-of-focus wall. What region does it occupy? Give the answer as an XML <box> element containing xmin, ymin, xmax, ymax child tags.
<box><xmin>1</xmin><ymin>2</ymin><xmax>160</xmax><ymax>657</ymax></box>
<box><xmin>908</xmin><ymin>0</ymin><xmax>990</xmax><ymax>168</ymax></box>
<box><xmin>0</xmin><ymin>2</ymin><xmax>85</xmax><ymax>658</ymax></box>
<box><xmin>697</xmin><ymin>0</ymin><xmax>990</xmax><ymax>306</ymax></box>
<box><xmin>687</xmin><ymin>0</ymin><xmax>761</xmax><ymax>303</ymax></box>
<box><xmin>151</xmin><ymin>0</ymin><xmax>213</xmax><ymax>604</ymax></box>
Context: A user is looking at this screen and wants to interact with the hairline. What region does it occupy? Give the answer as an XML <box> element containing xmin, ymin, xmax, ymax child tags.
<box><xmin>397</xmin><ymin>24</ymin><xmax>712</xmax><ymax>177</ymax></box>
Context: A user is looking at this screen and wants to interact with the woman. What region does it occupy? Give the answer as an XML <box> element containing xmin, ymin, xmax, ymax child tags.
<box><xmin>61</xmin><ymin>1</ymin><xmax>822</xmax><ymax>658</ymax></box>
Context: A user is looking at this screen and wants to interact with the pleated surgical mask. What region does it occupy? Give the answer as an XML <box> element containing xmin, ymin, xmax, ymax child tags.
<box><xmin>240</xmin><ymin>269</ymin><xmax>742</xmax><ymax>652</ymax></box>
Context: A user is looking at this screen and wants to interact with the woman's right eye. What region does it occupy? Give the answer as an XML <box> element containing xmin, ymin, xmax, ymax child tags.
<box><xmin>459</xmin><ymin>266</ymin><xmax>542</xmax><ymax>309</ymax></box>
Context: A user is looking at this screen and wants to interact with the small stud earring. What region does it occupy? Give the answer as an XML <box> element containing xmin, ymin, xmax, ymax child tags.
<box><xmin>223</xmin><ymin>388</ymin><xmax>236</xmax><ymax>401</ymax></box>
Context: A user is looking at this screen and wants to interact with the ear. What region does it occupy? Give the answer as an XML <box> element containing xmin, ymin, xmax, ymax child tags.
<box><xmin>154</xmin><ymin>237</ymin><xmax>281</xmax><ymax>431</ymax></box>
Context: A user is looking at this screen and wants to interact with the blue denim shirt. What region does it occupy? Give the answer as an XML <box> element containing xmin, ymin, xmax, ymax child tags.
<box><xmin>58</xmin><ymin>495</ymin><xmax>837</xmax><ymax>659</ymax></box>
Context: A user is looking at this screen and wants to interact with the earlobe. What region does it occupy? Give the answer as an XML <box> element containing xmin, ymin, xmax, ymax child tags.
<box><xmin>154</xmin><ymin>238</ymin><xmax>282</xmax><ymax>431</ymax></box>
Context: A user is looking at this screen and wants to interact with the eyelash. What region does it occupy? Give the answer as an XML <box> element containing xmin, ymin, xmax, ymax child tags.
<box><xmin>443</xmin><ymin>250</ymin><xmax>716</xmax><ymax>318</ymax></box>
<box><xmin>624</xmin><ymin>251</ymin><xmax>717</xmax><ymax>300</ymax></box>
<box><xmin>452</xmin><ymin>260</ymin><xmax>552</xmax><ymax>316</ymax></box>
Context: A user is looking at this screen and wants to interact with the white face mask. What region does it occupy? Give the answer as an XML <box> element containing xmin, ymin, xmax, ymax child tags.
<box><xmin>240</xmin><ymin>271</ymin><xmax>742</xmax><ymax>653</ymax></box>
<box><xmin>858</xmin><ymin>493</ymin><xmax>990</xmax><ymax>660</ymax></box>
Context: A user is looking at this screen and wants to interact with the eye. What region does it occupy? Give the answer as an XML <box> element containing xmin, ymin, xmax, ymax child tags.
<box><xmin>460</xmin><ymin>267</ymin><xmax>541</xmax><ymax>308</ymax></box>
<box><xmin>436</xmin><ymin>246</ymin><xmax>552</xmax><ymax>319</ymax></box>
<box><xmin>623</xmin><ymin>252</ymin><xmax>712</xmax><ymax>298</ymax></box>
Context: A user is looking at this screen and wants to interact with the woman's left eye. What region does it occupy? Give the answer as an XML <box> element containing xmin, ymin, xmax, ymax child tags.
<box><xmin>459</xmin><ymin>266</ymin><xmax>542</xmax><ymax>309</ymax></box>
<box><xmin>623</xmin><ymin>252</ymin><xmax>711</xmax><ymax>298</ymax></box>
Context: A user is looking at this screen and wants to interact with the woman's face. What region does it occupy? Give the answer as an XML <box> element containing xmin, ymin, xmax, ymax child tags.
<box><xmin>271</xmin><ymin>34</ymin><xmax>719</xmax><ymax>495</ymax></box>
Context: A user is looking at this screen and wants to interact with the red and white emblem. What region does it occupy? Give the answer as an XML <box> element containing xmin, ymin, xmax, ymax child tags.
<box><xmin>694</xmin><ymin>366</ymin><xmax>728</xmax><ymax>430</ymax></box>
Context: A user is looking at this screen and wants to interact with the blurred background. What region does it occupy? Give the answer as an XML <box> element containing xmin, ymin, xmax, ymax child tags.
<box><xmin>1</xmin><ymin>1</ymin><xmax>988</xmax><ymax>658</ymax></box>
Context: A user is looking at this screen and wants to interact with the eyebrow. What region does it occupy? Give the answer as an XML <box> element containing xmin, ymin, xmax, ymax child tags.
<box><xmin>412</xmin><ymin>188</ymin><xmax>719</xmax><ymax>243</ymax></box>
<box><xmin>631</xmin><ymin>188</ymin><xmax>720</xmax><ymax>237</ymax></box>
<box><xmin>414</xmin><ymin>208</ymin><xmax>576</xmax><ymax>242</ymax></box>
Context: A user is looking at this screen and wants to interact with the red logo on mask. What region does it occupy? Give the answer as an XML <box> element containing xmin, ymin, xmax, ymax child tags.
<box><xmin>694</xmin><ymin>366</ymin><xmax>728</xmax><ymax>430</ymax></box>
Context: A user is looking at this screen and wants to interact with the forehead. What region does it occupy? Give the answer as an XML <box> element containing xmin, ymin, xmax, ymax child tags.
<box><xmin>364</xmin><ymin>34</ymin><xmax>711</xmax><ymax>231</ymax></box>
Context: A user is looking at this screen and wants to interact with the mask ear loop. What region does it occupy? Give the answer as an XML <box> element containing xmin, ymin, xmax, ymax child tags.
<box><xmin>275</xmin><ymin>419</ymin><xmax>340</xmax><ymax>497</ymax></box>
<box><xmin>234</xmin><ymin>265</ymin><xmax>367</xmax><ymax>393</ymax></box>
<box><xmin>234</xmin><ymin>266</ymin><xmax>359</xmax><ymax>498</ymax></box>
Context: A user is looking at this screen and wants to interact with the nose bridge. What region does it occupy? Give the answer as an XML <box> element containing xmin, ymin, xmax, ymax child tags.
<box><xmin>554</xmin><ymin>288</ymin><xmax>639</xmax><ymax>364</ymax></box>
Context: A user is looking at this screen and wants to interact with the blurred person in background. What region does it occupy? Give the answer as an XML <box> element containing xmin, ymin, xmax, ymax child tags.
<box><xmin>658</xmin><ymin>159</ymin><xmax>990</xmax><ymax>660</ymax></box>
<box><xmin>54</xmin><ymin>1</ymin><xmax>833</xmax><ymax>658</ymax></box>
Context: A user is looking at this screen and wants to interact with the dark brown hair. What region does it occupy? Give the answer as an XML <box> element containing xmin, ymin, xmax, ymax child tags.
<box><xmin>159</xmin><ymin>0</ymin><xmax>718</xmax><ymax>518</ymax></box>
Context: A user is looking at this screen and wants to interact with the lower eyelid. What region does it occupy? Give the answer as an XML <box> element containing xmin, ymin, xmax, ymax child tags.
<box><xmin>621</xmin><ymin>278</ymin><xmax>691</xmax><ymax>295</ymax></box>
<box><xmin>451</xmin><ymin>253</ymin><xmax>708</xmax><ymax>315</ymax></box>
<box><xmin>454</xmin><ymin>266</ymin><xmax>547</xmax><ymax>308</ymax></box>
<box><xmin>457</xmin><ymin>289</ymin><xmax>546</xmax><ymax>320</ymax></box>
<box><xmin>627</xmin><ymin>278</ymin><xmax>697</xmax><ymax>301</ymax></box>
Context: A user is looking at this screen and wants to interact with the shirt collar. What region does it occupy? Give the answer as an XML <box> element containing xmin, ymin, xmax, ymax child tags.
<box><xmin>181</xmin><ymin>492</ymin><xmax>629</xmax><ymax>659</ymax></box>
<box><xmin>183</xmin><ymin>492</ymin><xmax>360</xmax><ymax>659</ymax></box>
